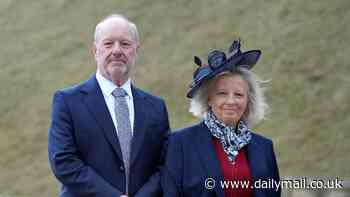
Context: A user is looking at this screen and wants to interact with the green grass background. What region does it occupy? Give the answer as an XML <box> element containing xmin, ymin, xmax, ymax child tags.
<box><xmin>0</xmin><ymin>0</ymin><xmax>349</xmax><ymax>196</ymax></box>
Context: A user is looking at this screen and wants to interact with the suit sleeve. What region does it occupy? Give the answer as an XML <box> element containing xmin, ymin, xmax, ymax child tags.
<box><xmin>161</xmin><ymin>133</ymin><xmax>183</xmax><ymax>197</ymax></box>
<box><xmin>269</xmin><ymin>141</ymin><xmax>281</xmax><ymax>197</ymax></box>
<box><xmin>134</xmin><ymin>100</ymin><xmax>171</xmax><ymax>197</ymax></box>
<box><xmin>48</xmin><ymin>91</ymin><xmax>123</xmax><ymax>197</ymax></box>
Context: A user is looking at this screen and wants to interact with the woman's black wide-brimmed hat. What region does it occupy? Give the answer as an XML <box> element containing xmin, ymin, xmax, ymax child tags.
<box><xmin>187</xmin><ymin>39</ymin><xmax>261</xmax><ymax>98</ymax></box>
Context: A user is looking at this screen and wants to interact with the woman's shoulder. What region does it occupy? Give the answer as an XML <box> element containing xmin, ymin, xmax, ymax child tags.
<box><xmin>169</xmin><ymin>122</ymin><xmax>205</xmax><ymax>140</ymax></box>
<box><xmin>250</xmin><ymin>131</ymin><xmax>274</xmax><ymax>146</ymax></box>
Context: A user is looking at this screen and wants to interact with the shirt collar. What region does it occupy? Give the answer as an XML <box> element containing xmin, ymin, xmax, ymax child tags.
<box><xmin>96</xmin><ymin>71</ymin><xmax>133</xmax><ymax>98</ymax></box>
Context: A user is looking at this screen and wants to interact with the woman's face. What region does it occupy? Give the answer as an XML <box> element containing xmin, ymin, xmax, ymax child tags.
<box><xmin>208</xmin><ymin>74</ymin><xmax>249</xmax><ymax>125</ymax></box>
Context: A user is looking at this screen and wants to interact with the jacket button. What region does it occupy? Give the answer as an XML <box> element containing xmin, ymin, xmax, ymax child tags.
<box><xmin>119</xmin><ymin>166</ymin><xmax>124</xmax><ymax>171</ymax></box>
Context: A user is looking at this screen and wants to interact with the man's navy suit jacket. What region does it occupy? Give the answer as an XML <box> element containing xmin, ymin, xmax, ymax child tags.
<box><xmin>48</xmin><ymin>75</ymin><xmax>170</xmax><ymax>197</ymax></box>
<box><xmin>161</xmin><ymin>122</ymin><xmax>281</xmax><ymax>197</ymax></box>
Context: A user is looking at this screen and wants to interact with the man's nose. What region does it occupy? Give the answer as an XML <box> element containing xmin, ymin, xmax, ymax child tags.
<box><xmin>112</xmin><ymin>42</ymin><xmax>122</xmax><ymax>55</ymax></box>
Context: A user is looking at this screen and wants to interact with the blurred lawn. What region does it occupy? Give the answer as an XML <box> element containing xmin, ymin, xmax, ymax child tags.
<box><xmin>0</xmin><ymin>0</ymin><xmax>349</xmax><ymax>196</ymax></box>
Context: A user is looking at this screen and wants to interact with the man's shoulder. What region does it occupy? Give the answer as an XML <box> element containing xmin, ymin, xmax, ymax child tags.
<box><xmin>55</xmin><ymin>82</ymin><xmax>85</xmax><ymax>96</ymax></box>
<box><xmin>53</xmin><ymin>77</ymin><xmax>93</xmax><ymax>98</ymax></box>
<box><xmin>132</xmin><ymin>86</ymin><xmax>164</xmax><ymax>103</ymax></box>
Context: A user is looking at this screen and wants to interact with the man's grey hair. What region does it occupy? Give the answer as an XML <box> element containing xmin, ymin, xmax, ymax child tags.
<box><xmin>189</xmin><ymin>67</ymin><xmax>269</xmax><ymax>127</ymax></box>
<box><xmin>94</xmin><ymin>14</ymin><xmax>139</xmax><ymax>44</ymax></box>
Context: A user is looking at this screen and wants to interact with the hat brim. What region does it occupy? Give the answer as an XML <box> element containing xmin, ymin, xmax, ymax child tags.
<box><xmin>235</xmin><ymin>50</ymin><xmax>261</xmax><ymax>69</ymax></box>
<box><xmin>186</xmin><ymin>82</ymin><xmax>202</xmax><ymax>98</ymax></box>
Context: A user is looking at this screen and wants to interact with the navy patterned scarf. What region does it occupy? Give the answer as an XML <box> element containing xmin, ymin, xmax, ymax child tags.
<box><xmin>204</xmin><ymin>110</ymin><xmax>252</xmax><ymax>163</ymax></box>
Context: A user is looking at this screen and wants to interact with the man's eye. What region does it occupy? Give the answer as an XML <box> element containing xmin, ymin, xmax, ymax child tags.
<box><xmin>104</xmin><ymin>42</ymin><xmax>112</xmax><ymax>47</ymax></box>
<box><xmin>121</xmin><ymin>42</ymin><xmax>131</xmax><ymax>46</ymax></box>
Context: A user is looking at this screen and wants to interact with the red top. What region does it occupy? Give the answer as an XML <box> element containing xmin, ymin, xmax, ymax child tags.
<box><xmin>212</xmin><ymin>139</ymin><xmax>253</xmax><ymax>197</ymax></box>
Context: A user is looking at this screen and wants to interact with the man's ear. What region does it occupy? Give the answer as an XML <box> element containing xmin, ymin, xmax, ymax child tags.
<box><xmin>136</xmin><ymin>43</ymin><xmax>140</xmax><ymax>53</ymax></box>
<box><xmin>91</xmin><ymin>43</ymin><xmax>97</xmax><ymax>57</ymax></box>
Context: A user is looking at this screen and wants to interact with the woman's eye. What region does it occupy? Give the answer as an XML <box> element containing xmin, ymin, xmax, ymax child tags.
<box><xmin>235</xmin><ymin>93</ymin><xmax>244</xmax><ymax>97</ymax></box>
<box><xmin>217</xmin><ymin>91</ymin><xmax>227</xmax><ymax>95</ymax></box>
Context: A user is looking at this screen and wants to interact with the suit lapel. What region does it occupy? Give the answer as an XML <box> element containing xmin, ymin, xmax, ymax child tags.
<box><xmin>130</xmin><ymin>86</ymin><xmax>148</xmax><ymax>165</ymax></box>
<box><xmin>194</xmin><ymin>123</ymin><xmax>224</xmax><ymax>197</ymax></box>
<box><xmin>81</xmin><ymin>75</ymin><xmax>123</xmax><ymax>161</ymax></box>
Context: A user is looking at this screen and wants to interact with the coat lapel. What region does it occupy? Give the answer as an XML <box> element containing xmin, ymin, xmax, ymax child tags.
<box><xmin>130</xmin><ymin>86</ymin><xmax>148</xmax><ymax>165</ymax></box>
<box><xmin>246</xmin><ymin>134</ymin><xmax>267</xmax><ymax>197</ymax></box>
<box><xmin>194</xmin><ymin>123</ymin><xmax>225</xmax><ymax>197</ymax></box>
<box><xmin>81</xmin><ymin>75</ymin><xmax>123</xmax><ymax>161</ymax></box>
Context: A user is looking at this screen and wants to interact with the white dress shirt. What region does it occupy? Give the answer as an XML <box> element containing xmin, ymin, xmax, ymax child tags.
<box><xmin>96</xmin><ymin>71</ymin><xmax>135</xmax><ymax>135</ymax></box>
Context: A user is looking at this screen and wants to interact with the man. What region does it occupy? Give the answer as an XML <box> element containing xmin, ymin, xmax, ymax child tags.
<box><xmin>48</xmin><ymin>14</ymin><xmax>170</xmax><ymax>197</ymax></box>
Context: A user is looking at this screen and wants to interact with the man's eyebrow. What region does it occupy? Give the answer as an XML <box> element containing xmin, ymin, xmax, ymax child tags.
<box><xmin>101</xmin><ymin>38</ymin><xmax>111</xmax><ymax>42</ymax></box>
<box><xmin>101</xmin><ymin>37</ymin><xmax>133</xmax><ymax>42</ymax></box>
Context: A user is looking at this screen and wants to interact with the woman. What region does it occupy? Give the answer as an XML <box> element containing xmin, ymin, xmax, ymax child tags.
<box><xmin>161</xmin><ymin>40</ymin><xmax>280</xmax><ymax>197</ymax></box>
